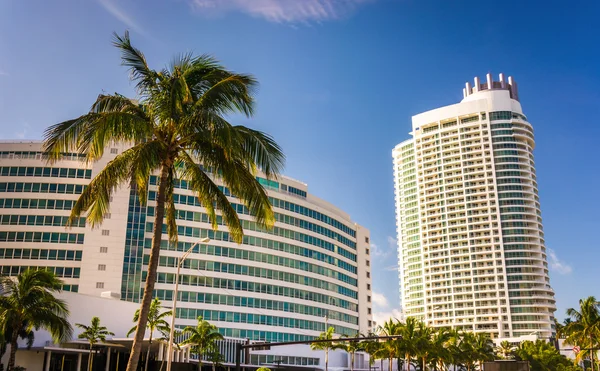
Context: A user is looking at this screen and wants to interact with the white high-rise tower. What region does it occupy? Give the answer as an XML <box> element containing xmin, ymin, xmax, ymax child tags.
<box><xmin>392</xmin><ymin>73</ymin><xmax>556</xmax><ymax>340</ymax></box>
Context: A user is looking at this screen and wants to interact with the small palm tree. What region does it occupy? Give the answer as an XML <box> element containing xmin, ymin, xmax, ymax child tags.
<box><xmin>361</xmin><ymin>332</ymin><xmax>382</xmax><ymax>371</ymax></box>
<box><xmin>43</xmin><ymin>31</ymin><xmax>284</xmax><ymax>371</ymax></box>
<box><xmin>76</xmin><ymin>317</ymin><xmax>115</xmax><ymax>371</ymax></box>
<box><xmin>0</xmin><ymin>269</ymin><xmax>72</xmax><ymax>371</ymax></box>
<box><xmin>337</xmin><ymin>333</ymin><xmax>365</xmax><ymax>371</ymax></box>
<box><xmin>179</xmin><ymin>317</ymin><xmax>224</xmax><ymax>371</ymax></box>
<box><xmin>310</xmin><ymin>327</ymin><xmax>343</xmax><ymax>371</ymax></box>
<box><xmin>127</xmin><ymin>298</ymin><xmax>171</xmax><ymax>371</ymax></box>
<box><xmin>496</xmin><ymin>340</ymin><xmax>515</xmax><ymax>360</ymax></box>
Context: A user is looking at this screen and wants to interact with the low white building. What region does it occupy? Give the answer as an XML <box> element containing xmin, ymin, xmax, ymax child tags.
<box><xmin>3</xmin><ymin>291</ymin><xmax>371</xmax><ymax>371</ymax></box>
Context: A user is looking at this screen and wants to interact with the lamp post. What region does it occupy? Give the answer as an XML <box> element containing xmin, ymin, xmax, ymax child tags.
<box><xmin>166</xmin><ymin>236</ymin><xmax>210</xmax><ymax>371</ymax></box>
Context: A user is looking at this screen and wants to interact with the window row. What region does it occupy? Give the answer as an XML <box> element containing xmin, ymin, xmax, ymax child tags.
<box><xmin>0</xmin><ymin>198</ymin><xmax>76</xmax><ymax>210</ymax></box>
<box><xmin>149</xmin><ymin>221</ymin><xmax>355</xmax><ymax>263</ymax></box>
<box><xmin>155</xmin><ymin>291</ymin><xmax>358</xmax><ymax>324</ymax></box>
<box><xmin>0</xmin><ymin>248</ymin><xmax>82</xmax><ymax>261</ymax></box>
<box><xmin>175</xmin><ymin>308</ymin><xmax>357</xmax><ymax>336</ymax></box>
<box><xmin>0</xmin><ymin>214</ymin><xmax>85</xmax><ymax>227</ymax></box>
<box><xmin>0</xmin><ymin>231</ymin><xmax>84</xmax><ymax>244</ymax></box>
<box><xmin>0</xmin><ymin>151</ymin><xmax>85</xmax><ymax>161</ymax></box>
<box><xmin>149</xmin><ymin>176</ymin><xmax>356</xmax><ymax>237</ymax></box>
<box><xmin>154</xmin><ymin>274</ymin><xmax>358</xmax><ymax>311</ymax></box>
<box><xmin>0</xmin><ymin>265</ymin><xmax>80</xmax><ymax>278</ymax></box>
<box><xmin>153</xmin><ymin>261</ymin><xmax>358</xmax><ymax>299</ymax></box>
<box><xmin>0</xmin><ymin>167</ymin><xmax>91</xmax><ymax>179</ymax></box>
<box><xmin>0</xmin><ymin>182</ymin><xmax>85</xmax><ymax>194</ymax></box>
<box><xmin>157</xmin><ymin>246</ymin><xmax>357</xmax><ymax>286</ymax></box>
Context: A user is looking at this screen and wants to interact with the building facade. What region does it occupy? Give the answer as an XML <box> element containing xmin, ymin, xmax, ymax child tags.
<box><xmin>0</xmin><ymin>141</ymin><xmax>372</xmax><ymax>368</ymax></box>
<box><xmin>392</xmin><ymin>74</ymin><xmax>556</xmax><ymax>340</ymax></box>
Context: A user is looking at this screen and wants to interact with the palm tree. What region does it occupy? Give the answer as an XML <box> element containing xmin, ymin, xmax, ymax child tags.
<box><xmin>76</xmin><ymin>317</ymin><xmax>115</xmax><ymax>371</ymax></box>
<box><xmin>428</xmin><ymin>328</ymin><xmax>451</xmax><ymax>371</ymax></box>
<box><xmin>0</xmin><ymin>269</ymin><xmax>72</xmax><ymax>371</ymax></box>
<box><xmin>362</xmin><ymin>334</ymin><xmax>382</xmax><ymax>371</ymax></box>
<box><xmin>398</xmin><ymin>317</ymin><xmax>422</xmax><ymax>371</ymax></box>
<box><xmin>565</xmin><ymin>296</ymin><xmax>600</xmax><ymax>371</ymax></box>
<box><xmin>377</xmin><ymin>319</ymin><xmax>401</xmax><ymax>371</ymax></box>
<box><xmin>472</xmin><ymin>333</ymin><xmax>494</xmax><ymax>370</ymax></box>
<box><xmin>179</xmin><ymin>317</ymin><xmax>224</xmax><ymax>371</ymax></box>
<box><xmin>337</xmin><ymin>333</ymin><xmax>365</xmax><ymax>371</ymax></box>
<box><xmin>310</xmin><ymin>327</ymin><xmax>343</xmax><ymax>371</ymax></box>
<box><xmin>415</xmin><ymin>321</ymin><xmax>433</xmax><ymax>371</ymax></box>
<box><xmin>127</xmin><ymin>298</ymin><xmax>171</xmax><ymax>371</ymax></box>
<box><xmin>42</xmin><ymin>31</ymin><xmax>284</xmax><ymax>371</ymax></box>
<box><xmin>496</xmin><ymin>340</ymin><xmax>514</xmax><ymax>360</ymax></box>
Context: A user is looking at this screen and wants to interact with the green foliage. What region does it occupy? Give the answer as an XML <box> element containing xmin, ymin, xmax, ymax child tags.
<box><xmin>179</xmin><ymin>316</ymin><xmax>224</xmax><ymax>371</ymax></box>
<box><xmin>563</xmin><ymin>296</ymin><xmax>600</xmax><ymax>366</ymax></box>
<box><xmin>76</xmin><ymin>317</ymin><xmax>115</xmax><ymax>371</ymax></box>
<box><xmin>515</xmin><ymin>340</ymin><xmax>581</xmax><ymax>371</ymax></box>
<box><xmin>127</xmin><ymin>297</ymin><xmax>171</xmax><ymax>340</ymax></box>
<box><xmin>0</xmin><ymin>269</ymin><xmax>72</xmax><ymax>371</ymax></box>
<box><xmin>43</xmin><ymin>30</ymin><xmax>284</xmax><ymax>371</ymax></box>
<box><xmin>256</xmin><ymin>368</ymin><xmax>271</xmax><ymax>371</ymax></box>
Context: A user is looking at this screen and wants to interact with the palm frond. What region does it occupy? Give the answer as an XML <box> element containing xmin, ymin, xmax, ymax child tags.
<box><xmin>112</xmin><ymin>31</ymin><xmax>160</xmax><ymax>94</ymax></box>
<box><xmin>177</xmin><ymin>152</ymin><xmax>244</xmax><ymax>243</ymax></box>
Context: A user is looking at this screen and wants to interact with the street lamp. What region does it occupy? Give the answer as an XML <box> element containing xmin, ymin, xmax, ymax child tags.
<box><xmin>166</xmin><ymin>236</ymin><xmax>210</xmax><ymax>371</ymax></box>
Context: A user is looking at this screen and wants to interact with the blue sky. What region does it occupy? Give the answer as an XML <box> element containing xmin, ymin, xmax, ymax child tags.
<box><xmin>1</xmin><ymin>0</ymin><xmax>599</xmax><ymax>323</ymax></box>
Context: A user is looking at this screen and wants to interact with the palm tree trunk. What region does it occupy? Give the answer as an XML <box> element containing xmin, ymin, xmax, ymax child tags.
<box><xmin>351</xmin><ymin>351</ymin><xmax>354</xmax><ymax>371</ymax></box>
<box><xmin>7</xmin><ymin>329</ymin><xmax>19</xmax><ymax>371</ymax></box>
<box><xmin>145</xmin><ymin>334</ymin><xmax>153</xmax><ymax>371</ymax></box>
<box><xmin>126</xmin><ymin>164</ymin><xmax>170</xmax><ymax>371</ymax></box>
<box><xmin>405</xmin><ymin>353</ymin><xmax>410</xmax><ymax>371</ymax></box>
<box><xmin>325</xmin><ymin>347</ymin><xmax>329</xmax><ymax>371</ymax></box>
<box><xmin>422</xmin><ymin>356</ymin><xmax>426</xmax><ymax>371</ymax></box>
<box><xmin>380</xmin><ymin>358</ymin><xmax>383</xmax><ymax>371</ymax></box>
<box><xmin>388</xmin><ymin>356</ymin><xmax>392</xmax><ymax>371</ymax></box>
<box><xmin>89</xmin><ymin>345</ymin><xmax>94</xmax><ymax>371</ymax></box>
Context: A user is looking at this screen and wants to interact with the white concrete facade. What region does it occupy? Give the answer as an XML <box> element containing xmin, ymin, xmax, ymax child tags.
<box><xmin>0</xmin><ymin>141</ymin><xmax>372</xmax><ymax>369</ymax></box>
<box><xmin>392</xmin><ymin>74</ymin><xmax>556</xmax><ymax>340</ymax></box>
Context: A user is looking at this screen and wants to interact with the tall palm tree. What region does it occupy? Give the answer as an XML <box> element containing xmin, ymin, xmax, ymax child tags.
<box><xmin>179</xmin><ymin>317</ymin><xmax>224</xmax><ymax>371</ymax></box>
<box><xmin>310</xmin><ymin>327</ymin><xmax>343</xmax><ymax>371</ymax></box>
<box><xmin>565</xmin><ymin>296</ymin><xmax>600</xmax><ymax>371</ymax></box>
<box><xmin>362</xmin><ymin>333</ymin><xmax>382</xmax><ymax>371</ymax></box>
<box><xmin>76</xmin><ymin>317</ymin><xmax>115</xmax><ymax>371</ymax></box>
<box><xmin>337</xmin><ymin>333</ymin><xmax>365</xmax><ymax>371</ymax></box>
<box><xmin>42</xmin><ymin>31</ymin><xmax>284</xmax><ymax>371</ymax></box>
<box><xmin>0</xmin><ymin>269</ymin><xmax>72</xmax><ymax>371</ymax></box>
<box><xmin>472</xmin><ymin>332</ymin><xmax>494</xmax><ymax>370</ymax></box>
<box><xmin>398</xmin><ymin>317</ymin><xmax>422</xmax><ymax>371</ymax></box>
<box><xmin>415</xmin><ymin>321</ymin><xmax>433</xmax><ymax>371</ymax></box>
<box><xmin>428</xmin><ymin>328</ymin><xmax>451</xmax><ymax>371</ymax></box>
<box><xmin>377</xmin><ymin>319</ymin><xmax>401</xmax><ymax>371</ymax></box>
<box><xmin>127</xmin><ymin>298</ymin><xmax>172</xmax><ymax>371</ymax></box>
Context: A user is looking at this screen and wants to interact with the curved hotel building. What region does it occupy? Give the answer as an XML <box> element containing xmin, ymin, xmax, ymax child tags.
<box><xmin>392</xmin><ymin>74</ymin><xmax>556</xmax><ymax>341</ymax></box>
<box><xmin>0</xmin><ymin>141</ymin><xmax>372</xmax><ymax>368</ymax></box>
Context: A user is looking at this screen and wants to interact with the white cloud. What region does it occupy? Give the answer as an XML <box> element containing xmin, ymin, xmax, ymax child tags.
<box><xmin>371</xmin><ymin>236</ymin><xmax>398</xmax><ymax>259</ymax></box>
<box><xmin>189</xmin><ymin>0</ymin><xmax>374</xmax><ymax>23</ymax></box>
<box><xmin>14</xmin><ymin>122</ymin><xmax>30</xmax><ymax>139</ymax></box>
<box><xmin>548</xmin><ymin>249</ymin><xmax>572</xmax><ymax>275</ymax></box>
<box><xmin>98</xmin><ymin>0</ymin><xmax>148</xmax><ymax>36</ymax></box>
<box><xmin>0</xmin><ymin>69</ymin><xmax>8</xmax><ymax>76</ymax></box>
<box><xmin>371</xmin><ymin>292</ymin><xmax>388</xmax><ymax>309</ymax></box>
<box><xmin>384</xmin><ymin>264</ymin><xmax>398</xmax><ymax>271</ymax></box>
<box><xmin>373</xmin><ymin>309</ymin><xmax>403</xmax><ymax>327</ymax></box>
